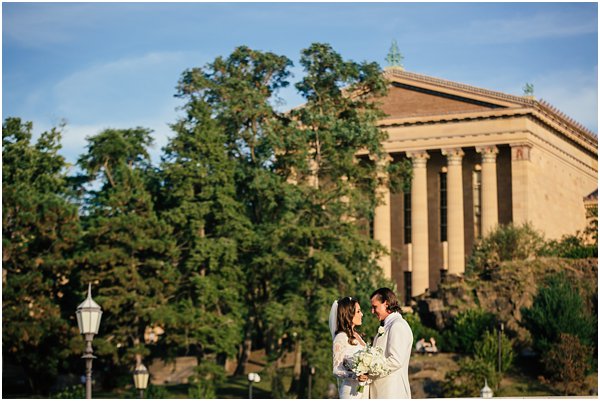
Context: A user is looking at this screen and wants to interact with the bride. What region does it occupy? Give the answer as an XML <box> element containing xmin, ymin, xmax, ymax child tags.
<box><xmin>329</xmin><ymin>297</ymin><xmax>369</xmax><ymax>399</ymax></box>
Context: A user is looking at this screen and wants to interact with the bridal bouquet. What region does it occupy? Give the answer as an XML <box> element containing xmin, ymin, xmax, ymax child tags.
<box><xmin>344</xmin><ymin>345</ymin><xmax>389</xmax><ymax>393</ymax></box>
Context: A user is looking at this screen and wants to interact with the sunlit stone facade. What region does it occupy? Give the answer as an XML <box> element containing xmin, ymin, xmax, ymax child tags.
<box><xmin>370</xmin><ymin>68</ymin><xmax>598</xmax><ymax>302</ymax></box>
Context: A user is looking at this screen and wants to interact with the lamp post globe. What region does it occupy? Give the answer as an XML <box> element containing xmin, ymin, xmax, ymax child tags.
<box><xmin>481</xmin><ymin>378</ymin><xmax>493</xmax><ymax>398</ymax></box>
<box><xmin>133</xmin><ymin>363</ymin><xmax>150</xmax><ymax>398</ymax></box>
<box><xmin>76</xmin><ymin>284</ymin><xmax>102</xmax><ymax>399</ymax></box>
<box><xmin>247</xmin><ymin>372</ymin><xmax>261</xmax><ymax>399</ymax></box>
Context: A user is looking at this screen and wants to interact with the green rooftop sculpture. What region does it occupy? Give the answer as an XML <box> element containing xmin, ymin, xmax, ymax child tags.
<box><xmin>386</xmin><ymin>39</ymin><xmax>404</xmax><ymax>69</ymax></box>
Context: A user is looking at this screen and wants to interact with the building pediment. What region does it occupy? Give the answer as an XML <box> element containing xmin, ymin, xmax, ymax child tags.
<box><xmin>376</xmin><ymin>68</ymin><xmax>597</xmax><ymax>155</ymax></box>
<box><xmin>379</xmin><ymin>68</ymin><xmax>531</xmax><ymax>117</ymax></box>
<box><xmin>377</xmin><ymin>82</ymin><xmax>505</xmax><ymax>120</ymax></box>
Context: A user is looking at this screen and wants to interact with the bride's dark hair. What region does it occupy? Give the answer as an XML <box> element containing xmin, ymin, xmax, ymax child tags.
<box><xmin>336</xmin><ymin>296</ymin><xmax>362</xmax><ymax>345</ymax></box>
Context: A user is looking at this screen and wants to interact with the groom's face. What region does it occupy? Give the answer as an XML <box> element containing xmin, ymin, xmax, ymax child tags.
<box><xmin>370</xmin><ymin>296</ymin><xmax>390</xmax><ymax>322</ymax></box>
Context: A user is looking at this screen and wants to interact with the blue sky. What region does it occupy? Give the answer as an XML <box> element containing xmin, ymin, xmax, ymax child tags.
<box><xmin>3</xmin><ymin>2</ymin><xmax>598</xmax><ymax>165</ymax></box>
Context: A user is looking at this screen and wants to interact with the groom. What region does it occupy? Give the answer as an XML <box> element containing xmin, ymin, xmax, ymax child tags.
<box><xmin>369</xmin><ymin>287</ymin><xmax>413</xmax><ymax>398</ymax></box>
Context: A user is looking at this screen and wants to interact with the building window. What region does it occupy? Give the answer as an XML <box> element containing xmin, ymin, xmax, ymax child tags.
<box><xmin>404</xmin><ymin>190</ymin><xmax>411</xmax><ymax>243</ymax></box>
<box><xmin>403</xmin><ymin>271</ymin><xmax>412</xmax><ymax>305</ymax></box>
<box><xmin>440</xmin><ymin>172</ymin><xmax>447</xmax><ymax>241</ymax></box>
<box><xmin>473</xmin><ymin>168</ymin><xmax>482</xmax><ymax>238</ymax></box>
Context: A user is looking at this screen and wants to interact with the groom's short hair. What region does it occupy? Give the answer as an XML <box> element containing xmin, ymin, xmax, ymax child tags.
<box><xmin>370</xmin><ymin>287</ymin><xmax>401</xmax><ymax>312</ymax></box>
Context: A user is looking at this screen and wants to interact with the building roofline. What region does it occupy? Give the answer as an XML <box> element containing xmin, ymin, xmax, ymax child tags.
<box><xmin>382</xmin><ymin>67</ymin><xmax>598</xmax><ymax>148</ymax></box>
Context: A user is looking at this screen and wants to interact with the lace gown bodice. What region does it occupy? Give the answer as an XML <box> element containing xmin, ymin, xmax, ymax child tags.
<box><xmin>332</xmin><ymin>331</ymin><xmax>369</xmax><ymax>399</ymax></box>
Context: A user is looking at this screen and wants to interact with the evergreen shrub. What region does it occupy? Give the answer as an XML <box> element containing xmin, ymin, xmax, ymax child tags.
<box><xmin>521</xmin><ymin>272</ymin><xmax>597</xmax><ymax>354</ymax></box>
<box><xmin>145</xmin><ymin>384</ymin><xmax>171</xmax><ymax>399</ymax></box>
<box><xmin>188</xmin><ymin>381</ymin><xmax>217</xmax><ymax>399</ymax></box>
<box><xmin>52</xmin><ymin>385</ymin><xmax>85</xmax><ymax>398</ymax></box>
<box><xmin>445</xmin><ymin>309</ymin><xmax>496</xmax><ymax>355</ymax></box>
<box><xmin>442</xmin><ymin>356</ymin><xmax>498</xmax><ymax>397</ymax></box>
<box><xmin>187</xmin><ymin>361</ymin><xmax>225</xmax><ymax>399</ymax></box>
<box><xmin>468</xmin><ymin>223</ymin><xmax>545</xmax><ymax>275</ymax></box>
<box><xmin>541</xmin><ymin>235</ymin><xmax>598</xmax><ymax>258</ymax></box>
<box><xmin>541</xmin><ymin>333</ymin><xmax>593</xmax><ymax>395</ymax></box>
<box><xmin>474</xmin><ymin>330</ymin><xmax>514</xmax><ymax>374</ymax></box>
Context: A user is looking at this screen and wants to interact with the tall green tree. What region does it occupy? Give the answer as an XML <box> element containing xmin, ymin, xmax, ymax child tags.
<box><xmin>176</xmin><ymin>43</ymin><xmax>408</xmax><ymax>396</ymax></box>
<box><xmin>76</xmin><ymin>128</ymin><xmax>179</xmax><ymax>378</ymax></box>
<box><xmin>2</xmin><ymin>118</ymin><xmax>81</xmax><ymax>394</ymax></box>
<box><xmin>157</xmin><ymin>94</ymin><xmax>248</xmax><ymax>384</ymax></box>
<box><xmin>175</xmin><ymin>46</ymin><xmax>296</xmax><ymax>384</ymax></box>
<box><xmin>267</xmin><ymin>43</ymin><xmax>407</xmax><ymax>397</ymax></box>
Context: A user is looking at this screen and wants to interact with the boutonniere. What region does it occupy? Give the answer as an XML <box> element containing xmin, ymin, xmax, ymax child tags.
<box><xmin>377</xmin><ymin>326</ymin><xmax>385</xmax><ymax>335</ymax></box>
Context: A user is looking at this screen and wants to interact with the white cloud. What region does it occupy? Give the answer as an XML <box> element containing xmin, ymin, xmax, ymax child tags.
<box><xmin>39</xmin><ymin>51</ymin><xmax>203</xmax><ymax>164</ymax></box>
<box><xmin>52</xmin><ymin>51</ymin><xmax>195</xmax><ymax>123</ymax></box>
<box><xmin>447</xmin><ymin>10</ymin><xmax>597</xmax><ymax>45</ymax></box>
<box><xmin>3</xmin><ymin>3</ymin><xmax>102</xmax><ymax>47</ymax></box>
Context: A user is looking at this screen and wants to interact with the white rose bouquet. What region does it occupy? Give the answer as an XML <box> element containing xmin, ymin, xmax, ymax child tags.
<box><xmin>344</xmin><ymin>345</ymin><xmax>389</xmax><ymax>393</ymax></box>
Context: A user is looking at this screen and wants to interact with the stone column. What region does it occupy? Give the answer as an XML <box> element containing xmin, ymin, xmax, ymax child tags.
<box><xmin>510</xmin><ymin>143</ymin><xmax>532</xmax><ymax>226</ymax></box>
<box><xmin>442</xmin><ymin>148</ymin><xmax>465</xmax><ymax>275</ymax></box>
<box><xmin>407</xmin><ymin>150</ymin><xmax>430</xmax><ymax>297</ymax></box>
<box><xmin>477</xmin><ymin>145</ymin><xmax>499</xmax><ymax>236</ymax></box>
<box><xmin>373</xmin><ymin>154</ymin><xmax>393</xmax><ymax>279</ymax></box>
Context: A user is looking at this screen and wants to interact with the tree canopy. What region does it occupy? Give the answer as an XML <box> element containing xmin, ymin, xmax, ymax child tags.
<box><xmin>3</xmin><ymin>43</ymin><xmax>407</xmax><ymax>397</ymax></box>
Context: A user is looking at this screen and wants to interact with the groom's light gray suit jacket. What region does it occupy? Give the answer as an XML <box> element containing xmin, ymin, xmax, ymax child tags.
<box><xmin>370</xmin><ymin>312</ymin><xmax>413</xmax><ymax>399</ymax></box>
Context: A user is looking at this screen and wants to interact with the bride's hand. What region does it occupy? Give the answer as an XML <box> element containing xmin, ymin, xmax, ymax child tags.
<box><xmin>357</xmin><ymin>374</ymin><xmax>368</xmax><ymax>382</ymax></box>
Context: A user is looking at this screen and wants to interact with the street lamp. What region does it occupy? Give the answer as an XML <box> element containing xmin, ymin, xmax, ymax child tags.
<box><xmin>480</xmin><ymin>378</ymin><xmax>493</xmax><ymax>398</ymax></box>
<box><xmin>133</xmin><ymin>363</ymin><xmax>150</xmax><ymax>398</ymax></box>
<box><xmin>76</xmin><ymin>283</ymin><xmax>103</xmax><ymax>399</ymax></box>
<box><xmin>497</xmin><ymin>322</ymin><xmax>504</xmax><ymax>375</ymax></box>
<box><xmin>496</xmin><ymin>321</ymin><xmax>504</xmax><ymax>391</ymax></box>
<box><xmin>308</xmin><ymin>366</ymin><xmax>316</xmax><ymax>399</ymax></box>
<box><xmin>247</xmin><ymin>372</ymin><xmax>261</xmax><ymax>399</ymax></box>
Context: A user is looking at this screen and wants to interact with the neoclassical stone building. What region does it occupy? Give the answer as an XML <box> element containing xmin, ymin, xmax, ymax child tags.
<box><xmin>370</xmin><ymin>68</ymin><xmax>598</xmax><ymax>302</ymax></box>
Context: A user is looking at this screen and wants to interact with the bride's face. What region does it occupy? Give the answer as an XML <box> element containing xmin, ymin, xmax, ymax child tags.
<box><xmin>352</xmin><ymin>303</ymin><xmax>363</xmax><ymax>327</ymax></box>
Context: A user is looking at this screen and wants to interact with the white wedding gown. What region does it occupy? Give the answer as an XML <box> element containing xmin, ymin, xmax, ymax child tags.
<box><xmin>332</xmin><ymin>332</ymin><xmax>369</xmax><ymax>399</ymax></box>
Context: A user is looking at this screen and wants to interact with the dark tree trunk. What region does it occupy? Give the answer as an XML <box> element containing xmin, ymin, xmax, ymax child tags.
<box><xmin>235</xmin><ymin>319</ymin><xmax>253</xmax><ymax>375</ymax></box>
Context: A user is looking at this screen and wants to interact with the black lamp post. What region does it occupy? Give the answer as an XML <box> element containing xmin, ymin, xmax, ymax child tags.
<box><xmin>497</xmin><ymin>321</ymin><xmax>504</xmax><ymax>390</ymax></box>
<box><xmin>76</xmin><ymin>284</ymin><xmax>103</xmax><ymax>399</ymax></box>
<box><xmin>308</xmin><ymin>366</ymin><xmax>316</xmax><ymax>399</ymax></box>
<box><xmin>133</xmin><ymin>363</ymin><xmax>150</xmax><ymax>398</ymax></box>
<box><xmin>247</xmin><ymin>372</ymin><xmax>261</xmax><ymax>399</ymax></box>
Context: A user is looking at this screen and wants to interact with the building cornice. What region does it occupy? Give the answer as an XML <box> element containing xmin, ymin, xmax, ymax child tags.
<box><xmin>378</xmin><ymin>107</ymin><xmax>597</xmax><ymax>156</ymax></box>
<box><xmin>381</xmin><ymin>68</ymin><xmax>598</xmax><ymax>153</ymax></box>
